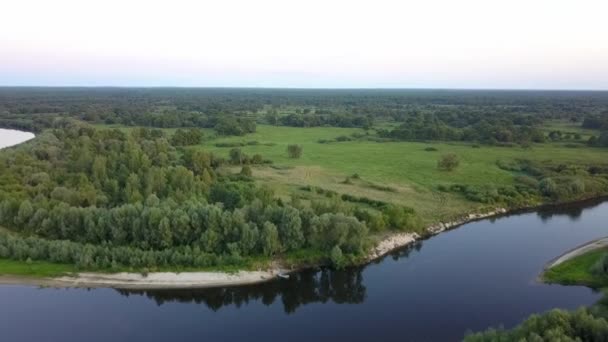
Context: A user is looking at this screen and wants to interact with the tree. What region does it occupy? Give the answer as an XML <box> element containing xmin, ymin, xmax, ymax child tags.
<box><xmin>91</xmin><ymin>156</ymin><xmax>107</xmax><ymax>185</ymax></box>
<box><xmin>330</xmin><ymin>245</ymin><xmax>344</xmax><ymax>268</ymax></box>
<box><xmin>189</xmin><ymin>150</ymin><xmax>212</xmax><ymax>175</ymax></box>
<box><xmin>171</xmin><ymin>128</ymin><xmax>203</xmax><ymax>146</ymax></box>
<box><xmin>437</xmin><ymin>153</ymin><xmax>459</xmax><ymax>171</ymax></box>
<box><xmin>125</xmin><ymin>173</ymin><xmax>143</xmax><ymax>203</ymax></box>
<box><xmin>276</xmin><ymin>206</ymin><xmax>304</xmax><ymax>250</ymax></box>
<box><xmin>287</xmin><ymin>144</ymin><xmax>303</xmax><ymax>159</ymax></box>
<box><xmin>239</xmin><ymin>223</ymin><xmax>259</xmax><ymax>255</ymax></box>
<box><xmin>260</xmin><ymin>221</ymin><xmax>280</xmax><ymax>256</ymax></box>
<box><xmin>15</xmin><ymin>200</ymin><xmax>33</xmax><ymax>229</ymax></box>
<box><xmin>229</xmin><ymin>148</ymin><xmax>243</xmax><ymax>165</ymax></box>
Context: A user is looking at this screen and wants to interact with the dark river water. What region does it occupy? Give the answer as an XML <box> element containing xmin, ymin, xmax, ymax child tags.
<box><xmin>2</xmin><ymin>130</ymin><xmax>608</xmax><ymax>341</ymax></box>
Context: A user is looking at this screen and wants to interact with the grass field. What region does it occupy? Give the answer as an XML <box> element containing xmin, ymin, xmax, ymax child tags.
<box><xmin>542</xmin><ymin>120</ymin><xmax>598</xmax><ymax>140</ymax></box>
<box><xmin>197</xmin><ymin>124</ymin><xmax>608</xmax><ymax>222</ymax></box>
<box><xmin>0</xmin><ymin>258</ymin><xmax>77</xmax><ymax>277</ymax></box>
<box><xmin>543</xmin><ymin>248</ymin><xmax>608</xmax><ymax>288</ymax></box>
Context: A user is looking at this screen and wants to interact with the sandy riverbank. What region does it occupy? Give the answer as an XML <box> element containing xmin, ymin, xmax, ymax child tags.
<box><xmin>0</xmin><ymin>270</ymin><xmax>285</xmax><ymax>289</ymax></box>
<box><xmin>55</xmin><ymin>270</ymin><xmax>282</xmax><ymax>289</ymax></box>
<box><xmin>544</xmin><ymin>236</ymin><xmax>608</xmax><ymax>270</ymax></box>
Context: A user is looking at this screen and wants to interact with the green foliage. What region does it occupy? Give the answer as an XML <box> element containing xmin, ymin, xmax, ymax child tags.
<box><xmin>214</xmin><ymin>117</ymin><xmax>256</xmax><ymax>136</ymax></box>
<box><xmin>330</xmin><ymin>245</ymin><xmax>344</xmax><ymax>269</ymax></box>
<box><xmin>240</xmin><ymin>165</ymin><xmax>253</xmax><ymax>177</ymax></box>
<box><xmin>171</xmin><ymin>128</ymin><xmax>203</xmax><ymax>146</ymax></box>
<box><xmin>383</xmin><ymin>205</ymin><xmax>422</xmax><ymax>232</ymax></box>
<box><xmin>437</xmin><ymin>153</ymin><xmax>460</xmax><ymax>171</ymax></box>
<box><xmin>229</xmin><ymin>148</ymin><xmax>243</xmax><ymax>164</ymax></box>
<box><xmin>287</xmin><ymin>144</ymin><xmax>303</xmax><ymax>158</ymax></box>
<box><xmin>465</xmin><ymin>308</ymin><xmax>608</xmax><ymax>341</ymax></box>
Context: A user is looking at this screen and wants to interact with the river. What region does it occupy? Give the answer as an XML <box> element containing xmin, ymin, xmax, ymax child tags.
<box><xmin>1</xmin><ymin>131</ymin><xmax>608</xmax><ymax>341</ymax></box>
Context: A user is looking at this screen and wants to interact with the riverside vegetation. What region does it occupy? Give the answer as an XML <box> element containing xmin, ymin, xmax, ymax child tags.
<box><xmin>0</xmin><ymin>88</ymin><xmax>608</xmax><ymax>278</ymax></box>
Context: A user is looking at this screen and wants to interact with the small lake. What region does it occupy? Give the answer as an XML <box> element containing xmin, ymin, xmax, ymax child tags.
<box><xmin>1</xmin><ymin>131</ymin><xmax>608</xmax><ymax>341</ymax></box>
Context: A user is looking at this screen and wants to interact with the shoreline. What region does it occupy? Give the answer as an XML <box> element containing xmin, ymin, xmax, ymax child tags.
<box><xmin>0</xmin><ymin>193</ymin><xmax>606</xmax><ymax>289</ymax></box>
<box><xmin>0</xmin><ymin>206</ymin><xmax>512</xmax><ymax>289</ymax></box>
<box><xmin>543</xmin><ymin>236</ymin><xmax>608</xmax><ymax>271</ymax></box>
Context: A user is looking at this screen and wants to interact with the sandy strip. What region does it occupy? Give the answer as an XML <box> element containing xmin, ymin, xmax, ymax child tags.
<box><xmin>56</xmin><ymin>270</ymin><xmax>284</xmax><ymax>289</ymax></box>
<box><xmin>545</xmin><ymin>236</ymin><xmax>608</xmax><ymax>269</ymax></box>
<box><xmin>0</xmin><ymin>270</ymin><xmax>285</xmax><ymax>289</ymax></box>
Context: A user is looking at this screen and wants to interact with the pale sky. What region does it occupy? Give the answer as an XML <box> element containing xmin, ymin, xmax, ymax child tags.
<box><xmin>1</xmin><ymin>0</ymin><xmax>607</xmax><ymax>89</ymax></box>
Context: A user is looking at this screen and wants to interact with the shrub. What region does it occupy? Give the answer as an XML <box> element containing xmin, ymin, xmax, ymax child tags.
<box><xmin>287</xmin><ymin>144</ymin><xmax>303</xmax><ymax>158</ymax></box>
<box><xmin>515</xmin><ymin>175</ymin><xmax>539</xmax><ymax>189</ymax></box>
<box><xmin>240</xmin><ymin>166</ymin><xmax>253</xmax><ymax>177</ymax></box>
<box><xmin>539</xmin><ymin>178</ymin><xmax>558</xmax><ymax>197</ymax></box>
<box><xmin>215</xmin><ymin>142</ymin><xmax>245</xmax><ymax>148</ymax></box>
<box><xmin>229</xmin><ymin>148</ymin><xmax>244</xmax><ymax>164</ymax></box>
<box><xmin>437</xmin><ymin>153</ymin><xmax>460</xmax><ymax>171</ymax></box>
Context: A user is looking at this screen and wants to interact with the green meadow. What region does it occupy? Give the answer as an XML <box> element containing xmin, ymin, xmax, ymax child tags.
<box><xmin>196</xmin><ymin>124</ymin><xmax>608</xmax><ymax>223</ymax></box>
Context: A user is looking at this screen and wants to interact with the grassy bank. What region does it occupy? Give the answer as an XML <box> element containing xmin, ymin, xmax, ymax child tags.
<box><xmin>0</xmin><ymin>256</ymin><xmax>273</xmax><ymax>278</ymax></box>
<box><xmin>543</xmin><ymin>248</ymin><xmax>608</xmax><ymax>288</ymax></box>
<box><xmin>0</xmin><ymin>259</ymin><xmax>77</xmax><ymax>278</ymax></box>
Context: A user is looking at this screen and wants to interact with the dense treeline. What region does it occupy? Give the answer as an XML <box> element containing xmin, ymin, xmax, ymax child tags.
<box><xmin>378</xmin><ymin>113</ymin><xmax>547</xmax><ymax>145</ymax></box>
<box><xmin>583</xmin><ymin>113</ymin><xmax>608</xmax><ymax>130</ymax></box>
<box><xmin>274</xmin><ymin>111</ymin><xmax>374</xmax><ymax>128</ymax></box>
<box><xmin>589</xmin><ymin>132</ymin><xmax>608</xmax><ymax>147</ymax></box>
<box><xmin>0</xmin><ymin>120</ymin><xmax>420</xmax><ymax>269</ymax></box>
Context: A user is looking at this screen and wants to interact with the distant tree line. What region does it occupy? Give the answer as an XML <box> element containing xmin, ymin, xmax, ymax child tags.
<box><xmin>379</xmin><ymin>116</ymin><xmax>546</xmax><ymax>145</ymax></box>
<box><xmin>4</xmin><ymin>88</ymin><xmax>608</xmax><ymax>136</ymax></box>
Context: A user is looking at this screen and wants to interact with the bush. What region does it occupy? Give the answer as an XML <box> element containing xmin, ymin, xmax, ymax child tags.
<box><xmin>335</xmin><ymin>135</ymin><xmax>352</xmax><ymax>142</ymax></box>
<box><xmin>539</xmin><ymin>178</ymin><xmax>558</xmax><ymax>197</ymax></box>
<box><xmin>240</xmin><ymin>166</ymin><xmax>253</xmax><ymax>177</ymax></box>
<box><xmin>215</xmin><ymin>142</ymin><xmax>245</xmax><ymax>148</ymax></box>
<box><xmin>383</xmin><ymin>205</ymin><xmax>421</xmax><ymax>232</ymax></box>
<box><xmin>437</xmin><ymin>153</ymin><xmax>460</xmax><ymax>171</ymax></box>
<box><xmin>287</xmin><ymin>144</ymin><xmax>303</xmax><ymax>158</ymax></box>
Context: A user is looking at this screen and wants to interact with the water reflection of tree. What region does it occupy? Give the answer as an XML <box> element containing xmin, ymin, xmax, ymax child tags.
<box><xmin>386</xmin><ymin>240</ymin><xmax>423</xmax><ymax>261</ymax></box>
<box><xmin>116</xmin><ymin>238</ymin><xmax>428</xmax><ymax>313</ymax></box>
<box><xmin>535</xmin><ymin>199</ymin><xmax>607</xmax><ymax>222</ymax></box>
<box><xmin>116</xmin><ymin>268</ymin><xmax>366</xmax><ymax>314</ymax></box>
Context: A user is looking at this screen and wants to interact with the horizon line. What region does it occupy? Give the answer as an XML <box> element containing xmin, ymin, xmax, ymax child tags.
<box><xmin>1</xmin><ymin>85</ymin><xmax>608</xmax><ymax>92</ymax></box>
